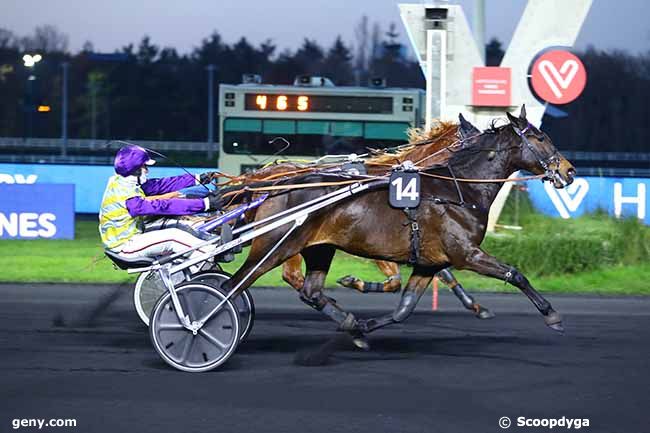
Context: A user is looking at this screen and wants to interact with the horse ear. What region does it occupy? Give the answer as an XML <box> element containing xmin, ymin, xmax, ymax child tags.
<box><xmin>506</xmin><ymin>111</ymin><xmax>519</xmax><ymax>125</ymax></box>
<box><xmin>458</xmin><ymin>113</ymin><xmax>480</xmax><ymax>138</ymax></box>
<box><xmin>519</xmin><ymin>104</ymin><xmax>527</xmax><ymax>120</ymax></box>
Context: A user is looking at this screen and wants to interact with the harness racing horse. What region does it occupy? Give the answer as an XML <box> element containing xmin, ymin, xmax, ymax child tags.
<box><xmin>266</xmin><ymin>115</ymin><xmax>494</xmax><ymax>319</ymax></box>
<box><xmin>222</xmin><ymin>106</ymin><xmax>575</xmax><ymax>348</ymax></box>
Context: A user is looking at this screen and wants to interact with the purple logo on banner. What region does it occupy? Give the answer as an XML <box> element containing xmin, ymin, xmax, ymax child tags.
<box><xmin>0</xmin><ymin>184</ymin><xmax>75</xmax><ymax>239</ymax></box>
<box><xmin>526</xmin><ymin>177</ymin><xmax>648</xmax><ymax>225</ymax></box>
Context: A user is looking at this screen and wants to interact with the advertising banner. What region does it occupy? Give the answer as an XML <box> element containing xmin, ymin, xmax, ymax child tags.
<box><xmin>0</xmin><ymin>164</ymin><xmax>215</xmax><ymax>213</ymax></box>
<box><xmin>530</xmin><ymin>50</ymin><xmax>587</xmax><ymax>105</ymax></box>
<box><xmin>472</xmin><ymin>67</ymin><xmax>512</xmax><ymax>107</ymax></box>
<box><xmin>526</xmin><ymin>176</ymin><xmax>648</xmax><ymax>224</ymax></box>
<box><xmin>0</xmin><ymin>184</ymin><xmax>75</xmax><ymax>239</ymax></box>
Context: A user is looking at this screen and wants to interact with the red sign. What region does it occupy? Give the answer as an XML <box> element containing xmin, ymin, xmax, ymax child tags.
<box><xmin>531</xmin><ymin>50</ymin><xmax>586</xmax><ymax>104</ymax></box>
<box><xmin>472</xmin><ymin>67</ymin><xmax>511</xmax><ymax>107</ymax></box>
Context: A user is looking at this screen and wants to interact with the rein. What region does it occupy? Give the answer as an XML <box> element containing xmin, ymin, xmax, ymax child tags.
<box><xmin>220</xmin><ymin>178</ymin><xmax>378</xmax><ymax>196</ymax></box>
<box><xmin>221</xmin><ymin>169</ymin><xmax>544</xmax><ymax>197</ymax></box>
<box><xmin>420</xmin><ymin>171</ymin><xmax>545</xmax><ymax>183</ymax></box>
<box><xmin>215</xmin><ymin>122</ymin><xmax>557</xmax><ymax>196</ymax></box>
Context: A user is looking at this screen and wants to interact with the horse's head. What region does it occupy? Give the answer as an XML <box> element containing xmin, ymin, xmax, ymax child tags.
<box><xmin>506</xmin><ymin>106</ymin><xmax>575</xmax><ymax>188</ymax></box>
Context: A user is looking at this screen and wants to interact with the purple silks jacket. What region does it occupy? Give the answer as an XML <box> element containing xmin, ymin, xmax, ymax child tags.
<box><xmin>141</xmin><ymin>173</ymin><xmax>196</xmax><ymax>195</ymax></box>
<box><xmin>125</xmin><ymin>196</ymin><xmax>205</xmax><ymax>217</ymax></box>
<box><xmin>125</xmin><ymin>174</ymin><xmax>206</xmax><ymax>217</ymax></box>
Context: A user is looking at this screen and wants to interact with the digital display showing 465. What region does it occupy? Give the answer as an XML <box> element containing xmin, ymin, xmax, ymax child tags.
<box><xmin>244</xmin><ymin>93</ymin><xmax>393</xmax><ymax>114</ymax></box>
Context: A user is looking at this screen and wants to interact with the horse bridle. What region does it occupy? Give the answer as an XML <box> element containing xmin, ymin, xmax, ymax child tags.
<box><xmin>512</xmin><ymin>123</ymin><xmax>563</xmax><ymax>181</ymax></box>
<box><xmin>456</xmin><ymin>123</ymin><xmax>560</xmax><ymax>173</ymax></box>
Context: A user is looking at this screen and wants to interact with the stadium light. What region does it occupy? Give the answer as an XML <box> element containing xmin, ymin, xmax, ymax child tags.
<box><xmin>22</xmin><ymin>54</ymin><xmax>43</xmax><ymax>139</ymax></box>
<box><xmin>23</xmin><ymin>54</ymin><xmax>42</xmax><ymax>68</ymax></box>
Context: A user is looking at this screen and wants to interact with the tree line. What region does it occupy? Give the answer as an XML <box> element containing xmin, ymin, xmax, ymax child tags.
<box><xmin>0</xmin><ymin>22</ymin><xmax>648</xmax><ymax>155</ymax></box>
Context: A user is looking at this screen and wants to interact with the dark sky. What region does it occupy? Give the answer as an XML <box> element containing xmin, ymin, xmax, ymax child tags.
<box><xmin>4</xmin><ymin>0</ymin><xmax>649</xmax><ymax>56</ymax></box>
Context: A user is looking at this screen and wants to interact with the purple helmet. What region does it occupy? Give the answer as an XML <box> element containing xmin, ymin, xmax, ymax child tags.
<box><xmin>113</xmin><ymin>145</ymin><xmax>156</xmax><ymax>177</ymax></box>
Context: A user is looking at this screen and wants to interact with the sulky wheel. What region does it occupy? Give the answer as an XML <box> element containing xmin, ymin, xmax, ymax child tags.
<box><xmin>191</xmin><ymin>272</ymin><xmax>255</xmax><ymax>343</ymax></box>
<box><xmin>134</xmin><ymin>269</ymin><xmax>186</xmax><ymax>326</ymax></box>
<box><xmin>134</xmin><ymin>270</ymin><xmax>254</xmax><ymax>343</ymax></box>
<box><xmin>149</xmin><ymin>282</ymin><xmax>240</xmax><ymax>373</ymax></box>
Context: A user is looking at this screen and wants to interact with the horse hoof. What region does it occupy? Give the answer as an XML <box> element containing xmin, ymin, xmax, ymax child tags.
<box><xmin>351</xmin><ymin>335</ymin><xmax>371</xmax><ymax>351</ymax></box>
<box><xmin>544</xmin><ymin>311</ymin><xmax>564</xmax><ymax>333</ymax></box>
<box><xmin>337</xmin><ymin>275</ymin><xmax>364</xmax><ymax>292</ymax></box>
<box><xmin>475</xmin><ymin>307</ymin><xmax>495</xmax><ymax>320</ymax></box>
<box><xmin>337</xmin><ymin>275</ymin><xmax>355</xmax><ymax>287</ymax></box>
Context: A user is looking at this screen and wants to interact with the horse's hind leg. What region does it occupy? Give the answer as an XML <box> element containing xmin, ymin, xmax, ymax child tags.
<box><xmin>359</xmin><ymin>266</ymin><xmax>437</xmax><ymax>333</ymax></box>
<box><xmin>437</xmin><ymin>268</ymin><xmax>495</xmax><ymax>319</ymax></box>
<box><xmin>375</xmin><ymin>261</ymin><xmax>402</xmax><ymax>292</ymax></box>
<box><xmin>298</xmin><ymin>245</ymin><xmax>369</xmax><ymax>350</ymax></box>
<box><xmin>454</xmin><ymin>247</ymin><xmax>563</xmax><ymax>332</ymax></box>
<box><xmin>282</xmin><ymin>254</ymin><xmax>305</xmax><ymax>291</ymax></box>
<box><xmin>337</xmin><ymin>260</ymin><xmax>401</xmax><ymax>293</ymax></box>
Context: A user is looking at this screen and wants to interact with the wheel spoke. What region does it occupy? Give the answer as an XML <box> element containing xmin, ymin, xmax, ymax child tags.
<box><xmin>199</xmin><ymin>329</ymin><xmax>227</xmax><ymax>350</ymax></box>
<box><xmin>178</xmin><ymin>292</ymin><xmax>196</xmax><ymax>321</ymax></box>
<box><xmin>158</xmin><ymin>323</ymin><xmax>185</xmax><ymax>331</ymax></box>
<box><xmin>197</xmin><ymin>304</ymin><xmax>228</xmax><ymax>326</ymax></box>
<box><xmin>178</xmin><ymin>335</ymin><xmax>195</xmax><ymax>364</ymax></box>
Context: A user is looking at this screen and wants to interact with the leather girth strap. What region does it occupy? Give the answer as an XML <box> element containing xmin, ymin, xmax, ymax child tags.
<box><xmin>404</xmin><ymin>208</ymin><xmax>420</xmax><ymax>266</ymax></box>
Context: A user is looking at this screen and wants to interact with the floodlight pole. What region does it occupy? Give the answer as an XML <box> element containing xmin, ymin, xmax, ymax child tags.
<box><xmin>474</xmin><ymin>0</ymin><xmax>486</xmax><ymax>63</ymax></box>
<box><xmin>207</xmin><ymin>64</ymin><xmax>216</xmax><ymax>161</ymax></box>
<box><xmin>61</xmin><ymin>62</ymin><xmax>69</xmax><ymax>156</ymax></box>
<box><xmin>22</xmin><ymin>53</ymin><xmax>42</xmax><ymax>140</ymax></box>
<box><xmin>90</xmin><ymin>79</ymin><xmax>97</xmax><ymax>144</ymax></box>
<box><xmin>425</xmin><ymin>30</ymin><xmax>446</xmax><ymax>131</ymax></box>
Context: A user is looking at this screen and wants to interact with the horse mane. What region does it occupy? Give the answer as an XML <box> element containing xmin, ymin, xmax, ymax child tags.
<box><xmin>443</xmin><ymin>121</ymin><xmax>515</xmax><ymax>169</ymax></box>
<box><xmin>484</xmin><ymin>118</ymin><xmax>511</xmax><ymax>134</ymax></box>
<box><xmin>366</xmin><ymin>121</ymin><xmax>459</xmax><ymax>166</ymax></box>
<box><xmin>242</xmin><ymin>161</ymin><xmax>310</xmax><ymax>181</ymax></box>
<box><xmin>226</xmin><ymin>120</ymin><xmax>461</xmax><ymax>188</ymax></box>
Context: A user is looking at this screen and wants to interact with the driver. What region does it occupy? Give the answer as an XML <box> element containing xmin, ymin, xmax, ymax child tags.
<box><xmin>99</xmin><ymin>144</ymin><xmax>223</xmax><ymax>260</ymax></box>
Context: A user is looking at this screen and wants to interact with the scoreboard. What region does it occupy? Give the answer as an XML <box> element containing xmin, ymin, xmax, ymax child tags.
<box><xmin>243</xmin><ymin>93</ymin><xmax>395</xmax><ymax>114</ymax></box>
<box><xmin>218</xmin><ymin>80</ymin><xmax>425</xmax><ymax>175</ymax></box>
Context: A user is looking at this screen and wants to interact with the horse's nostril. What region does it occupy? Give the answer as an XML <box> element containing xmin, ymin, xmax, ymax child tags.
<box><xmin>566</xmin><ymin>168</ymin><xmax>576</xmax><ymax>184</ymax></box>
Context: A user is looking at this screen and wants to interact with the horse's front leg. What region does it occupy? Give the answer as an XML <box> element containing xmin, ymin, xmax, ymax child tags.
<box><xmin>297</xmin><ymin>246</ymin><xmax>369</xmax><ymax>350</ymax></box>
<box><xmin>436</xmin><ymin>268</ymin><xmax>495</xmax><ymax>319</ymax></box>
<box><xmin>358</xmin><ymin>266</ymin><xmax>436</xmax><ymax>333</ymax></box>
<box><xmin>454</xmin><ymin>247</ymin><xmax>563</xmax><ymax>332</ymax></box>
